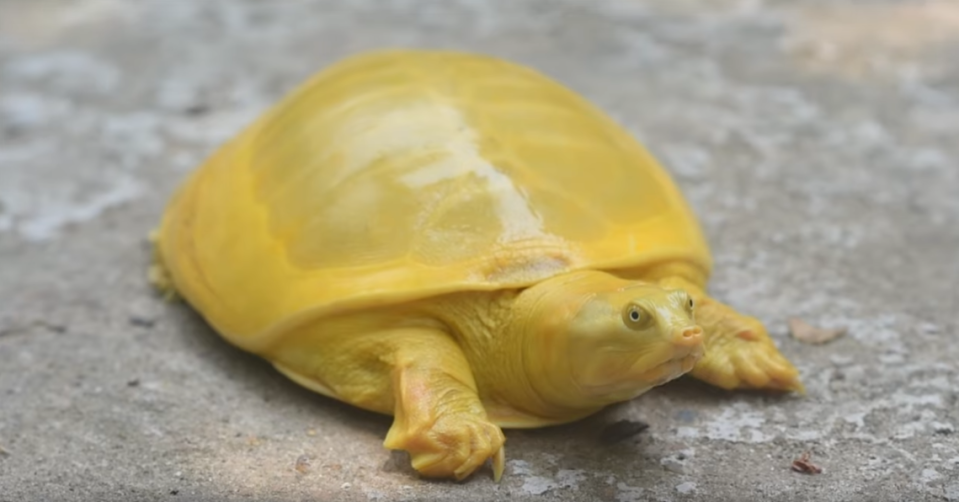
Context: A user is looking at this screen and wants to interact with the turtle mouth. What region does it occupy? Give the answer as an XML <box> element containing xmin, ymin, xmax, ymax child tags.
<box><xmin>571</xmin><ymin>340</ymin><xmax>705</xmax><ymax>400</ymax></box>
<box><xmin>639</xmin><ymin>352</ymin><xmax>702</xmax><ymax>387</ymax></box>
<box><xmin>578</xmin><ymin>349</ymin><xmax>702</xmax><ymax>402</ymax></box>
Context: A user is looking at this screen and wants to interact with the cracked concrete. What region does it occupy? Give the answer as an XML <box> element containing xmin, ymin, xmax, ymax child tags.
<box><xmin>1</xmin><ymin>1</ymin><xmax>958</xmax><ymax>501</ymax></box>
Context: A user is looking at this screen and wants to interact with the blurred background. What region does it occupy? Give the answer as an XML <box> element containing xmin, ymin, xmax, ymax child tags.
<box><xmin>1</xmin><ymin>1</ymin><xmax>957</xmax><ymax>501</ymax></box>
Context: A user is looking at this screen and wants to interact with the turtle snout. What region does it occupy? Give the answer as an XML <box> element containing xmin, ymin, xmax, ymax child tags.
<box><xmin>672</xmin><ymin>325</ymin><xmax>704</xmax><ymax>348</ymax></box>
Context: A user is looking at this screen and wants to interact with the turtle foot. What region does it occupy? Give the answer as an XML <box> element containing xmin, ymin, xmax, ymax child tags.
<box><xmin>689</xmin><ymin>308</ymin><xmax>804</xmax><ymax>393</ymax></box>
<box><xmin>385</xmin><ymin>411</ymin><xmax>506</xmax><ymax>481</ymax></box>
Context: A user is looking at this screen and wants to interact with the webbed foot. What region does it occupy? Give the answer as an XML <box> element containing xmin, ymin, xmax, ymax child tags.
<box><xmin>384</xmin><ymin>334</ymin><xmax>507</xmax><ymax>481</ymax></box>
<box><xmin>689</xmin><ymin>300</ymin><xmax>804</xmax><ymax>393</ymax></box>
<box><xmin>386</xmin><ymin>411</ymin><xmax>505</xmax><ymax>481</ymax></box>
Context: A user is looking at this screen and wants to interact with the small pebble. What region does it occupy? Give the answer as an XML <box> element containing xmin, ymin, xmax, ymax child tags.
<box><xmin>933</xmin><ymin>423</ymin><xmax>955</xmax><ymax>435</ymax></box>
<box><xmin>129</xmin><ymin>316</ymin><xmax>155</xmax><ymax>328</ymax></box>
<box><xmin>184</xmin><ymin>103</ymin><xmax>210</xmax><ymax>116</ymax></box>
<box><xmin>791</xmin><ymin>452</ymin><xmax>822</xmax><ymax>474</ymax></box>
<box><xmin>661</xmin><ymin>449</ymin><xmax>692</xmax><ymax>474</ymax></box>
<box><xmin>295</xmin><ymin>454</ymin><xmax>311</xmax><ymax>474</ymax></box>
<box><xmin>42</xmin><ymin>322</ymin><xmax>67</xmax><ymax>334</ymax></box>
<box><xmin>789</xmin><ymin>318</ymin><xmax>847</xmax><ymax>345</ymax></box>
<box><xmin>661</xmin><ymin>458</ymin><xmax>686</xmax><ymax>474</ymax></box>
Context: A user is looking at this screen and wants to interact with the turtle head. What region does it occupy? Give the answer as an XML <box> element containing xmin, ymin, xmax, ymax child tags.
<box><xmin>565</xmin><ymin>283</ymin><xmax>704</xmax><ymax>399</ymax></box>
<box><xmin>519</xmin><ymin>271</ymin><xmax>705</xmax><ymax>412</ymax></box>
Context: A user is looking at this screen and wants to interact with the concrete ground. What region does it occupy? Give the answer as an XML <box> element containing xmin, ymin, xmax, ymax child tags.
<box><xmin>1</xmin><ymin>0</ymin><xmax>957</xmax><ymax>500</ymax></box>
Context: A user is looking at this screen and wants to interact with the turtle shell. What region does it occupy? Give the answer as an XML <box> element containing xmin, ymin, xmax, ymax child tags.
<box><xmin>155</xmin><ymin>50</ymin><xmax>711</xmax><ymax>351</ymax></box>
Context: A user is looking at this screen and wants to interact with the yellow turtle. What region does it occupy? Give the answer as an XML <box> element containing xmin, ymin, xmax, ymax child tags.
<box><xmin>149</xmin><ymin>49</ymin><xmax>803</xmax><ymax>482</ymax></box>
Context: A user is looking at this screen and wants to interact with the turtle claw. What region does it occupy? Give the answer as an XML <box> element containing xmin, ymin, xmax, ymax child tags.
<box><xmin>492</xmin><ymin>446</ymin><xmax>505</xmax><ymax>482</ymax></box>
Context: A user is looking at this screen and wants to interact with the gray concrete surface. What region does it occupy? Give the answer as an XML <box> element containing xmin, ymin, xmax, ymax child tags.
<box><xmin>1</xmin><ymin>0</ymin><xmax>958</xmax><ymax>500</ymax></box>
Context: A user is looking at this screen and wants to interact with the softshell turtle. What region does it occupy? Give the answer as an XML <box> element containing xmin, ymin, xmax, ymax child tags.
<box><xmin>150</xmin><ymin>49</ymin><xmax>803</xmax><ymax>481</ymax></box>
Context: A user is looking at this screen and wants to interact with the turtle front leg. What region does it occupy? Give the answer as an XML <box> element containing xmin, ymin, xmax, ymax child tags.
<box><xmin>660</xmin><ymin>278</ymin><xmax>804</xmax><ymax>393</ymax></box>
<box><xmin>383</xmin><ymin>330</ymin><xmax>506</xmax><ymax>481</ymax></box>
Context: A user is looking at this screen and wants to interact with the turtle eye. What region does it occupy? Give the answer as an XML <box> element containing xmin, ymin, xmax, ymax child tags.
<box><xmin>623</xmin><ymin>304</ymin><xmax>652</xmax><ymax>330</ymax></box>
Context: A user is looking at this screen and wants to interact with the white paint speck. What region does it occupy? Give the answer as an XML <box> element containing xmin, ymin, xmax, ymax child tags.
<box><xmin>555</xmin><ymin>469</ymin><xmax>586</xmax><ymax>490</ymax></box>
<box><xmin>895</xmin><ymin>409</ymin><xmax>945</xmax><ymax>439</ymax></box>
<box><xmin>837</xmin><ymin>314</ymin><xmax>903</xmax><ymax>347</ymax></box>
<box><xmin>517</xmin><ymin>466</ymin><xmax>586</xmax><ymax>496</ymax></box>
<box><xmin>946</xmin><ymin>483</ymin><xmax>959</xmax><ymax>502</ymax></box>
<box><xmin>521</xmin><ymin>476</ymin><xmax>557</xmax><ymax>496</ymax></box>
<box><xmin>843</xmin><ymin>412</ymin><xmax>868</xmax><ymax>429</ymax></box>
<box><xmin>616</xmin><ymin>481</ymin><xmax>645</xmax><ymax>502</ymax></box>
<box><xmin>661</xmin><ymin>448</ymin><xmax>695</xmax><ymax>473</ymax></box>
<box><xmin>703</xmin><ymin>402</ymin><xmax>770</xmax><ymax>443</ymax></box>
<box><xmin>5</xmin><ymin>175</ymin><xmax>143</xmax><ymax>241</ymax></box>
<box><xmin>662</xmin><ymin>143</ymin><xmax>712</xmax><ymax>179</ymax></box>
<box><xmin>932</xmin><ymin>422</ymin><xmax>955</xmax><ymax>434</ymax></box>
<box><xmin>921</xmin><ymin>468</ymin><xmax>941</xmax><ymax>483</ymax></box>
<box><xmin>362</xmin><ymin>487</ymin><xmax>386</xmax><ymax>501</ymax></box>
<box><xmin>0</xmin><ymin>93</ymin><xmax>72</xmax><ymax>130</ymax></box>
<box><xmin>100</xmin><ymin>112</ymin><xmax>165</xmax><ymax>168</ymax></box>
<box><xmin>879</xmin><ymin>353</ymin><xmax>906</xmax><ymax>365</ymax></box>
<box><xmin>507</xmin><ymin>459</ymin><xmax>533</xmax><ymax>476</ymax></box>
<box><xmin>4</xmin><ymin>51</ymin><xmax>121</xmax><ymax>95</ymax></box>
<box><xmin>676</xmin><ymin>481</ymin><xmax>697</xmax><ymax>494</ymax></box>
<box><xmin>787</xmin><ymin>429</ymin><xmax>822</xmax><ymax>441</ymax></box>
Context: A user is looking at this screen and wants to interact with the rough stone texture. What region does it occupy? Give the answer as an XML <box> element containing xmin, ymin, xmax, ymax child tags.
<box><xmin>1</xmin><ymin>1</ymin><xmax>958</xmax><ymax>501</ymax></box>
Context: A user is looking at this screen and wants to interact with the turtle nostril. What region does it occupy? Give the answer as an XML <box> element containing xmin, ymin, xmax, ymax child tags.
<box><xmin>675</xmin><ymin>326</ymin><xmax>703</xmax><ymax>347</ymax></box>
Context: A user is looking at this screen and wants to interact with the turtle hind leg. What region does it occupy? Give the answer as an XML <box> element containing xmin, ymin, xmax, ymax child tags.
<box><xmin>147</xmin><ymin>229</ymin><xmax>179</xmax><ymax>301</ymax></box>
<box><xmin>659</xmin><ymin>277</ymin><xmax>804</xmax><ymax>393</ymax></box>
